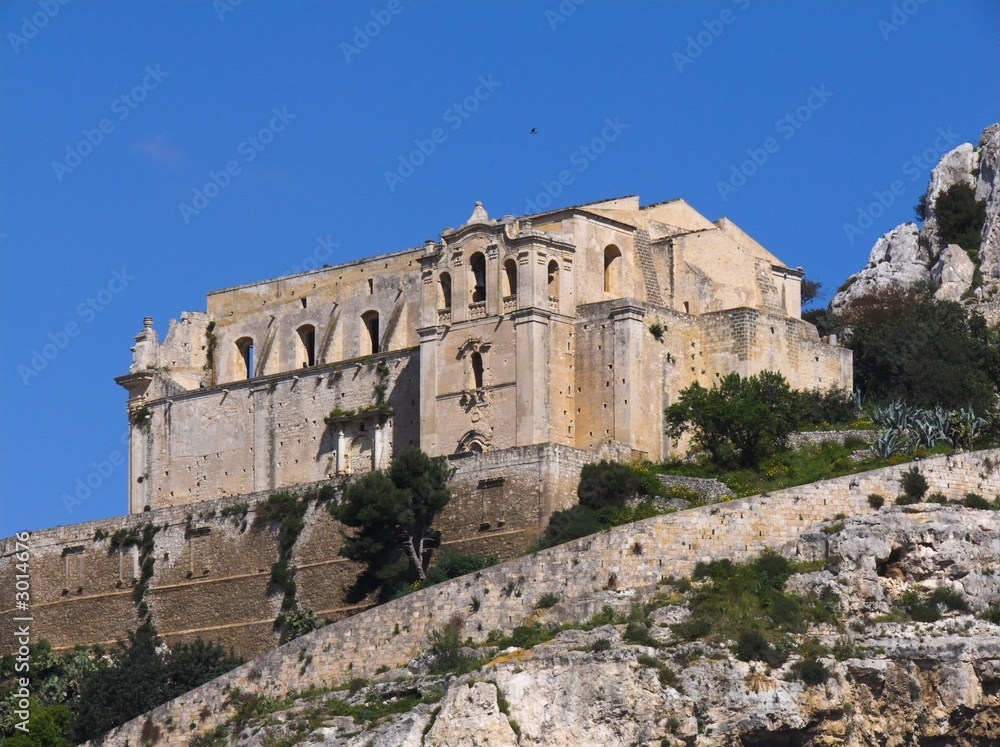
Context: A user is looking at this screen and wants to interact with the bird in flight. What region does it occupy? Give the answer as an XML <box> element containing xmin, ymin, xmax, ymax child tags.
<box><xmin>530</xmin><ymin>128</ymin><xmax>537</xmax><ymax>135</ymax></box>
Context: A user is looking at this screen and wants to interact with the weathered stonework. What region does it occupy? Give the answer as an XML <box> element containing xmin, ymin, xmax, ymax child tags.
<box><xmin>92</xmin><ymin>448</ymin><xmax>1000</xmax><ymax>747</ymax></box>
<box><xmin>116</xmin><ymin>195</ymin><xmax>849</xmax><ymax>512</ymax></box>
<box><xmin>1</xmin><ymin>195</ymin><xmax>851</xmax><ymax>659</ymax></box>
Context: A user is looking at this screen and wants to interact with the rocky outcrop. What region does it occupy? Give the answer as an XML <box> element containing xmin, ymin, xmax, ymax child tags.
<box><xmin>976</xmin><ymin>124</ymin><xmax>1000</xmax><ymax>285</ymax></box>
<box><xmin>210</xmin><ymin>506</ymin><xmax>1000</xmax><ymax>746</ymax></box>
<box><xmin>832</xmin><ymin>124</ymin><xmax>999</xmax><ymax>312</ymax></box>
<box><xmin>932</xmin><ymin>243</ymin><xmax>977</xmax><ymax>302</ymax></box>
<box><xmin>831</xmin><ymin>224</ymin><xmax>928</xmax><ymax>312</ymax></box>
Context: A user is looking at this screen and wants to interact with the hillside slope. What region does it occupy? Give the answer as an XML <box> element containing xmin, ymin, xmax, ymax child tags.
<box><xmin>170</xmin><ymin>506</ymin><xmax>1000</xmax><ymax>746</ymax></box>
<box><xmin>91</xmin><ymin>450</ymin><xmax>1000</xmax><ymax>747</ymax></box>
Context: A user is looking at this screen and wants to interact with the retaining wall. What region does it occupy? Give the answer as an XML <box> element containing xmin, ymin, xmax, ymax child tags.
<box><xmin>98</xmin><ymin>449</ymin><xmax>1000</xmax><ymax>746</ymax></box>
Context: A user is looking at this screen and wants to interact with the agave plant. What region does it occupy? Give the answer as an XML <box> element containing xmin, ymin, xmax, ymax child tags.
<box><xmin>871</xmin><ymin>429</ymin><xmax>905</xmax><ymax>459</ymax></box>
<box><xmin>949</xmin><ymin>406</ymin><xmax>986</xmax><ymax>449</ymax></box>
<box><xmin>871</xmin><ymin>400</ymin><xmax>912</xmax><ymax>431</ymax></box>
<box><xmin>910</xmin><ymin>415</ymin><xmax>945</xmax><ymax>450</ymax></box>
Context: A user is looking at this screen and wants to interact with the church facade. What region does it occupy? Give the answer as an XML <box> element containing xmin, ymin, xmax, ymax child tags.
<box><xmin>117</xmin><ymin>195</ymin><xmax>851</xmax><ymax>517</ymax></box>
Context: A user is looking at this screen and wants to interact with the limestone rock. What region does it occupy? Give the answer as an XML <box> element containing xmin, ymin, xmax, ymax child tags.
<box><xmin>831</xmin><ymin>223</ymin><xmax>928</xmax><ymax>313</ymax></box>
<box><xmin>975</xmin><ymin>125</ymin><xmax>1000</xmax><ymax>284</ymax></box>
<box><xmin>926</xmin><ymin>143</ymin><xmax>978</xmax><ymax>215</ymax></box>
<box><xmin>422</xmin><ymin>682</ymin><xmax>519</xmax><ymax>747</ymax></box>
<box><xmin>204</xmin><ymin>507</ymin><xmax>1000</xmax><ymax>747</ymax></box>
<box><xmin>832</xmin><ymin>124</ymin><xmax>1000</xmax><ymax>310</ymax></box>
<box><xmin>932</xmin><ymin>243</ymin><xmax>976</xmax><ymax>302</ymax></box>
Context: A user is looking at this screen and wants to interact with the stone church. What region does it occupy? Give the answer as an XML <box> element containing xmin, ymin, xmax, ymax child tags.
<box><xmin>0</xmin><ymin>194</ymin><xmax>852</xmax><ymax>659</ymax></box>
<box><xmin>117</xmin><ymin>194</ymin><xmax>850</xmax><ymax>516</ymax></box>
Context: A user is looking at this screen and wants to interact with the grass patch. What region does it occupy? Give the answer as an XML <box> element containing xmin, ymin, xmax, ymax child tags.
<box><xmin>322</xmin><ymin>688</ymin><xmax>437</xmax><ymax>726</ymax></box>
<box><xmin>654</xmin><ymin>439</ymin><xmax>919</xmax><ymax>499</ymax></box>
<box><xmin>894</xmin><ymin>586</ymin><xmax>969</xmax><ymax>622</ymax></box>
<box><xmin>486</xmin><ymin>623</ymin><xmax>557</xmax><ymax>651</ymax></box>
<box><xmin>671</xmin><ymin>549</ymin><xmax>839</xmax><ymax>648</ymax></box>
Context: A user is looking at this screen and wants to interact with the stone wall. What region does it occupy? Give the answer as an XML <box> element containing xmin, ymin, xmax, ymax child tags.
<box><xmin>787</xmin><ymin>429</ymin><xmax>875</xmax><ymax>449</ymax></box>
<box><xmin>656</xmin><ymin>474</ymin><xmax>734</xmax><ymax>501</ymax></box>
<box><xmin>95</xmin><ymin>448</ymin><xmax>1000</xmax><ymax>746</ymax></box>
<box><xmin>0</xmin><ymin>444</ymin><xmax>596</xmax><ymax>661</ymax></box>
<box><xmin>127</xmin><ymin>348</ymin><xmax>421</xmax><ymax>512</ymax></box>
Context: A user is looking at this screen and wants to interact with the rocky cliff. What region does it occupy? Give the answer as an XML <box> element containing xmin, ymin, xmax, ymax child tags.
<box><xmin>187</xmin><ymin>505</ymin><xmax>1000</xmax><ymax>746</ymax></box>
<box><xmin>832</xmin><ymin>123</ymin><xmax>1000</xmax><ymax>312</ymax></box>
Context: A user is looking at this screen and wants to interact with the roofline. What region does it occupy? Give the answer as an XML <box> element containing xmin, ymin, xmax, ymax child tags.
<box><xmin>206</xmin><ymin>244</ymin><xmax>426</xmax><ymax>297</ymax></box>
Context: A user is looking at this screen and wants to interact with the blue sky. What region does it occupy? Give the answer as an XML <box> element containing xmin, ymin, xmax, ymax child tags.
<box><xmin>1</xmin><ymin>0</ymin><xmax>996</xmax><ymax>536</ymax></box>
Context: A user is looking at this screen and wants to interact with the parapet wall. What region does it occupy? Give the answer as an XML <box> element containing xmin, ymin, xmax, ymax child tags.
<box><xmin>0</xmin><ymin>443</ymin><xmax>594</xmax><ymax>660</ymax></box>
<box><xmin>99</xmin><ymin>448</ymin><xmax>1000</xmax><ymax>746</ymax></box>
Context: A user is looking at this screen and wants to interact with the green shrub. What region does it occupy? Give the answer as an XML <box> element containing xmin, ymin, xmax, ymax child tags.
<box><xmin>895</xmin><ymin>586</ymin><xmax>966</xmax><ymax>622</ymax></box>
<box><xmin>796</xmin><ymin>387</ymin><xmax>859</xmax><ymax>427</ymax></box>
<box><xmin>665</xmin><ymin>371</ymin><xmax>801</xmax><ymax>469</ymax></box>
<box><xmin>935</xmin><ymin>182</ymin><xmax>986</xmax><ymax>257</ymax></box>
<box><xmin>586</xmin><ymin>638</ymin><xmax>612</xmax><ymax>653</ymax></box>
<box><xmin>535</xmin><ymin>592</ymin><xmax>560</xmax><ymax>610</ymax></box>
<box><xmin>734</xmin><ymin>630</ymin><xmax>787</xmax><ymax>667</ymax></box>
<box><xmin>427</xmin><ymin>619</ymin><xmax>476</xmax><ymax>674</ymax></box>
<box><xmin>622</xmin><ymin>621</ymin><xmax>661</xmax><ymax>648</ymax></box>
<box><xmin>791</xmin><ymin>657</ymin><xmax>830</xmax><ymax>686</ymax></box>
<box><xmin>867</xmin><ymin>494</ymin><xmax>885</xmax><ymax>509</ymax></box>
<box><xmin>578</xmin><ymin>460</ymin><xmax>643</xmax><ymax>510</ymax></box>
<box><xmin>423</xmin><ymin>551</ymin><xmax>498</xmax><ymax>586</ymax></box>
<box><xmin>925</xmin><ymin>492</ymin><xmax>949</xmax><ymax>504</ymax></box>
<box><xmin>961</xmin><ymin>492</ymin><xmax>991</xmax><ymax>509</ymax></box>
<box><xmin>672</xmin><ymin>550</ymin><xmax>830</xmax><ymax>646</ymax></box>
<box><xmin>533</xmin><ymin>504</ymin><xmax>602</xmax><ymax>549</ymax></box>
<box><xmin>927</xmin><ymin>586</ymin><xmax>969</xmax><ymax>614</ymax></box>
<box><xmin>982</xmin><ymin>604</ymin><xmax>1000</xmax><ymax>624</ymax></box>
<box><xmin>71</xmin><ymin>623</ymin><xmax>241</xmax><ymax>742</ymax></box>
<box><xmin>898</xmin><ymin>589</ymin><xmax>940</xmax><ymax>622</ymax></box>
<box><xmin>498</xmin><ymin>624</ymin><xmax>555</xmax><ymax>650</ymax></box>
<box><xmin>901</xmin><ymin>467</ymin><xmax>928</xmax><ymax>502</ymax></box>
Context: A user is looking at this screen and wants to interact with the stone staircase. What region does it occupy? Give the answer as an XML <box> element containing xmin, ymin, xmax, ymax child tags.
<box><xmin>634</xmin><ymin>230</ymin><xmax>663</xmax><ymax>305</ymax></box>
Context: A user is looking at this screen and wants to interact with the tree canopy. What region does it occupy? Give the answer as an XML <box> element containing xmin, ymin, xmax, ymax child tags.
<box><xmin>850</xmin><ymin>298</ymin><xmax>1000</xmax><ymax>412</ymax></box>
<box><xmin>332</xmin><ymin>449</ymin><xmax>452</xmax><ymax>601</ymax></box>
<box><xmin>665</xmin><ymin>371</ymin><xmax>801</xmax><ymax>469</ymax></box>
<box><xmin>71</xmin><ymin>622</ymin><xmax>241</xmax><ymax>743</ymax></box>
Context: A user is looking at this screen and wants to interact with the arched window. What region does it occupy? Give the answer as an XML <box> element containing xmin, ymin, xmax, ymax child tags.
<box><xmin>470</xmin><ymin>252</ymin><xmax>486</xmax><ymax>303</ymax></box>
<box><xmin>361</xmin><ymin>311</ymin><xmax>379</xmax><ymax>356</ymax></box>
<box><xmin>439</xmin><ymin>272</ymin><xmax>452</xmax><ymax>309</ymax></box>
<box><xmin>471</xmin><ymin>351</ymin><xmax>484</xmax><ymax>389</ymax></box>
<box><xmin>235</xmin><ymin>337</ymin><xmax>254</xmax><ymax>379</ymax></box>
<box><xmin>547</xmin><ymin>260</ymin><xmax>560</xmax><ymax>298</ymax></box>
<box><xmin>296</xmin><ymin>324</ymin><xmax>316</xmax><ymax>368</ymax></box>
<box><xmin>502</xmin><ymin>259</ymin><xmax>517</xmax><ymax>297</ymax></box>
<box><xmin>604</xmin><ymin>245</ymin><xmax>623</xmax><ymax>294</ymax></box>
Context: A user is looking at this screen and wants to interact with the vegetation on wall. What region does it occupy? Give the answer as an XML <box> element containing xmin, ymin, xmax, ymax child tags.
<box><xmin>204</xmin><ymin>320</ymin><xmax>217</xmax><ymax>375</ymax></box>
<box><xmin>108</xmin><ymin>522</ymin><xmax>161</xmax><ymax>620</ymax></box>
<box><xmin>254</xmin><ymin>484</ymin><xmax>336</xmax><ymax>642</ymax></box>
<box><xmin>129</xmin><ymin>405</ymin><xmax>152</xmax><ymax>429</ymax></box>
<box><xmin>533</xmin><ymin>460</ymin><xmax>684</xmax><ymax>550</ymax></box>
<box><xmin>670</xmin><ymin>550</ymin><xmax>837</xmax><ymax>662</ymax></box>
<box><xmin>331</xmin><ymin>449</ymin><xmax>452</xmax><ymax>602</ymax></box>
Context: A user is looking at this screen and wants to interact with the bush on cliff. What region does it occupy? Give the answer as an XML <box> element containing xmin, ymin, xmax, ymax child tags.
<box><xmin>672</xmin><ymin>549</ymin><xmax>839</xmax><ymax>653</ymax></box>
<box><xmin>849</xmin><ymin>298</ymin><xmax>1000</xmax><ymax>414</ymax></box>
<box><xmin>934</xmin><ymin>182</ymin><xmax>986</xmax><ymax>258</ymax></box>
